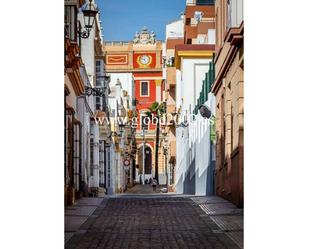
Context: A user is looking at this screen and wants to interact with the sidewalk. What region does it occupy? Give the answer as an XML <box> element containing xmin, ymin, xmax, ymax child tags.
<box><xmin>65</xmin><ymin>197</ymin><xmax>105</xmax><ymax>244</ymax></box>
<box><xmin>191</xmin><ymin>196</ymin><xmax>244</xmax><ymax>248</ymax></box>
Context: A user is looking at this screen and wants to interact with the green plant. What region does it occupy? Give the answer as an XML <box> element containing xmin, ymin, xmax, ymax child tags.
<box><xmin>146</xmin><ymin>101</ymin><xmax>166</xmax><ymax>181</ymax></box>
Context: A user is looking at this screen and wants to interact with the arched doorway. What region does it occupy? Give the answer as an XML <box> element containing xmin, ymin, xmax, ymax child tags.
<box><xmin>144</xmin><ymin>147</ymin><xmax>152</xmax><ymax>174</ymax></box>
<box><xmin>137</xmin><ymin>145</ymin><xmax>153</xmax><ymax>182</ymax></box>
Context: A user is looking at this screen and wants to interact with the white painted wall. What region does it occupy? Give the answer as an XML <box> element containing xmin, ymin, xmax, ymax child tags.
<box><xmin>78</xmin><ymin>13</ymin><xmax>95</xmax><ymax>81</ymax></box>
<box><xmin>230</xmin><ymin>0</ymin><xmax>244</xmax><ymax>27</ymax></box>
<box><xmin>175</xmin><ymin>56</ymin><xmax>216</xmax><ymax>195</ymax></box>
<box><xmin>162</xmin><ymin>42</ymin><xmax>166</xmax><ymax>57</ymax></box>
<box><xmin>76</xmin><ymin>97</ymin><xmax>90</xmax><ymax>189</ymax></box>
<box><xmin>69</xmin><ymin>0</ymin><xmax>106</xmax><ymax>195</ymax></box>
<box><xmin>207</xmin><ymin>29</ymin><xmax>216</xmax><ymax>44</ymax></box>
<box><xmin>193</xmin><ymin>94</ymin><xmax>216</xmax><ymax>195</ymax></box>
<box><xmin>166</xmin><ymin>19</ymin><xmax>184</xmax><ymax>39</ymax></box>
<box><xmin>176</xmin><ymin>70</ymin><xmax>182</xmax><ymax>110</ymax></box>
<box><xmin>109</xmin><ymin>73</ymin><xmax>134</xmax><ymax>102</ymax></box>
<box><xmin>108</xmin><ymin>78</ymin><xmax>133</xmax><ymax>193</ymax></box>
<box><xmin>89</xmin><ymin>122</ymin><xmax>100</xmax><ymax>188</ymax></box>
<box><xmin>175</xmin><ymin>93</ymin><xmax>216</xmax><ymax>195</ymax></box>
<box><xmin>180</xmin><ymin>58</ymin><xmax>212</xmax><ymax>115</ymax></box>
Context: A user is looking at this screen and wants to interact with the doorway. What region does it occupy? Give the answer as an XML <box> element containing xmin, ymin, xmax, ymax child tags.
<box><xmin>144</xmin><ymin>147</ymin><xmax>152</xmax><ymax>174</ymax></box>
<box><xmin>137</xmin><ymin>145</ymin><xmax>153</xmax><ymax>183</ymax></box>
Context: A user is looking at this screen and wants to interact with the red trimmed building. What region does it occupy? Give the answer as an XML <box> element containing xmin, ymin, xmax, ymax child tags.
<box><xmin>104</xmin><ymin>27</ymin><xmax>167</xmax><ymax>184</ymax></box>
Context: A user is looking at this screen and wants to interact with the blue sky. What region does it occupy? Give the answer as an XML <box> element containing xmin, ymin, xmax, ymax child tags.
<box><xmin>97</xmin><ymin>0</ymin><xmax>186</xmax><ymax>41</ymax></box>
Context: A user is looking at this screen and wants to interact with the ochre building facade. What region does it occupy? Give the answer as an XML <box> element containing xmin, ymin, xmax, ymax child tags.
<box><xmin>212</xmin><ymin>0</ymin><xmax>244</xmax><ymax>207</ymax></box>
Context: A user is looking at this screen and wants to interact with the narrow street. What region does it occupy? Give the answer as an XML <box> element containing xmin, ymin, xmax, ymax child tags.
<box><xmin>64</xmin><ymin>1</ymin><xmax>244</xmax><ymax>248</ymax></box>
<box><xmin>66</xmin><ymin>186</ymin><xmax>242</xmax><ymax>249</ymax></box>
<box><xmin>2</xmin><ymin>0</ymin><xmax>308</xmax><ymax>248</ymax></box>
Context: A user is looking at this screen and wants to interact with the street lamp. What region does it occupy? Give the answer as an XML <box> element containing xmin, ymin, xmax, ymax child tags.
<box><xmin>141</xmin><ymin>127</ymin><xmax>146</xmax><ymax>185</ymax></box>
<box><xmin>78</xmin><ymin>0</ymin><xmax>99</xmax><ymax>39</ymax></box>
<box><xmin>118</xmin><ymin>122</ymin><xmax>126</xmax><ymax>135</ymax></box>
<box><xmin>84</xmin><ymin>75</ymin><xmax>110</xmax><ymax>97</ymax></box>
<box><xmin>84</xmin><ymin>86</ymin><xmax>106</xmax><ymax>97</ymax></box>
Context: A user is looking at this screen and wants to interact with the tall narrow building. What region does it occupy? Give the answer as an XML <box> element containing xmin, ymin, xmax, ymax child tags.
<box><xmin>211</xmin><ymin>0</ymin><xmax>244</xmax><ymax>207</ymax></box>
<box><xmin>173</xmin><ymin>0</ymin><xmax>216</xmax><ymax>195</ymax></box>
<box><xmin>104</xmin><ymin>27</ymin><xmax>166</xmax><ymax>185</ymax></box>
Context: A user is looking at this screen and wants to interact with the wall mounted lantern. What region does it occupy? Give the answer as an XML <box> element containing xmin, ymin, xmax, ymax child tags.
<box><xmin>118</xmin><ymin>123</ymin><xmax>126</xmax><ymax>134</ymax></box>
<box><xmin>199</xmin><ymin>104</ymin><xmax>212</xmax><ymax>119</ymax></box>
<box><xmin>84</xmin><ymin>74</ymin><xmax>110</xmax><ymax>96</ymax></box>
<box><xmin>78</xmin><ymin>0</ymin><xmax>98</xmax><ymax>39</ymax></box>
<box><xmin>84</xmin><ymin>86</ymin><xmax>106</xmax><ymax>97</ymax></box>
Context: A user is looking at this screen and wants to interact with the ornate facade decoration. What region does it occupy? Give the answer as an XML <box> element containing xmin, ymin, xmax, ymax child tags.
<box><xmin>133</xmin><ymin>26</ymin><xmax>156</xmax><ymax>45</ymax></box>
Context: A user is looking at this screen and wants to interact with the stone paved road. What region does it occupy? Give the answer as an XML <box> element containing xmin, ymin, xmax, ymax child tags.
<box><xmin>66</xmin><ymin>196</ymin><xmax>240</xmax><ymax>249</ymax></box>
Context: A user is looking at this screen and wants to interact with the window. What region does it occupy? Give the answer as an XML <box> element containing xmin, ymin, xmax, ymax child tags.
<box><xmin>96</xmin><ymin>60</ymin><xmax>103</xmax><ymax>75</ymax></box>
<box><xmin>167</xmin><ymin>57</ymin><xmax>175</xmax><ymax>67</ymax></box>
<box><xmin>140</xmin><ymin>81</ymin><xmax>149</xmax><ymax>96</ymax></box>
<box><xmin>196</xmin><ymin>0</ymin><xmax>214</xmax><ymax>5</ymax></box>
<box><xmin>64</xmin><ymin>5</ymin><xmax>77</xmax><ymax>41</ymax></box>
<box><xmin>197</xmin><ymin>35</ymin><xmax>206</xmax><ymax>44</ymax></box>
<box><xmin>96</xmin><ymin>60</ymin><xmax>104</xmax><ymax>87</ymax></box>
<box><xmin>207</xmin><ymin>29</ymin><xmax>216</xmax><ymax>44</ymax></box>
<box><xmin>194</xmin><ymin>11</ymin><xmax>203</xmax><ymax>23</ymax></box>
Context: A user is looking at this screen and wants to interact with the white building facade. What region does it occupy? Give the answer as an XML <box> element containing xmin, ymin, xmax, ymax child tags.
<box><xmin>175</xmin><ymin>45</ymin><xmax>216</xmax><ymax>196</ymax></box>
<box><xmin>107</xmin><ymin>76</ymin><xmax>135</xmax><ymax>194</ymax></box>
<box><xmin>76</xmin><ymin>0</ymin><xmax>109</xmax><ymax>195</ymax></box>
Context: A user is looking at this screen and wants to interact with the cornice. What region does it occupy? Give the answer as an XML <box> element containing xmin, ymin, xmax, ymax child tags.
<box><xmin>175</xmin><ymin>50</ymin><xmax>214</xmax><ymax>69</ymax></box>
<box><xmin>211</xmin><ymin>22</ymin><xmax>244</xmax><ymax>95</ymax></box>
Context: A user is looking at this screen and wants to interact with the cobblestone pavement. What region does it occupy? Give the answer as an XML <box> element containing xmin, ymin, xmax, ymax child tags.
<box><xmin>66</xmin><ymin>196</ymin><xmax>240</xmax><ymax>249</ymax></box>
<box><xmin>125</xmin><ymin>184</ymin><xmax>160</xmax><ymax>194</ymax></box>
<box><xmin>190</xmin><ymin>197</ymin><xmax>243</xmax><ymax>249</ymax></box>
<box><xmin>123</xmin><ymin>183</ymin><xmax>174</xmax><ymax>195</ymax></box>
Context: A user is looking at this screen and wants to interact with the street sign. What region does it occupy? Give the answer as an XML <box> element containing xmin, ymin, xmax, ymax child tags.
<box><xmin>124</xmin><ymin>159</ymin><xmax>130</xmax><ymax>171</ymax></box>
